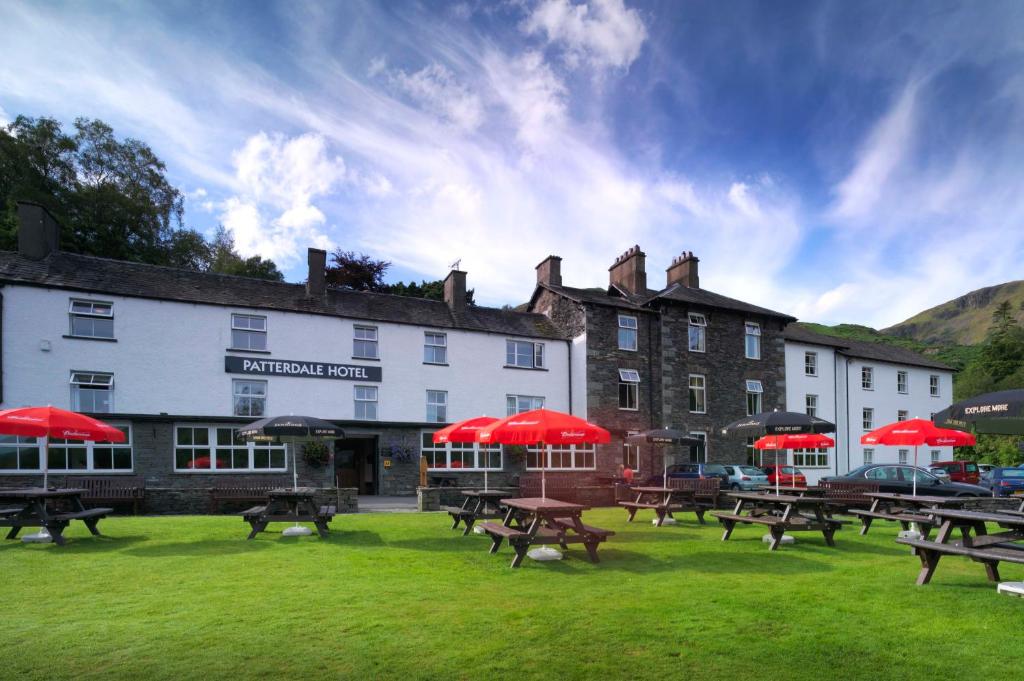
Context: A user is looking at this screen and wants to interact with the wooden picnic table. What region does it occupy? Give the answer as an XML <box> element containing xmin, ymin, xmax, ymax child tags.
<box><xmin>754</xmin><ymin>485</ymin><xmax>825</xmax><ymax>496</ymax></box>
<box><xmin>851</xmin><ymin>493</ymin><xmax>982</xmax><ymax>538</ymax></box>
<box><xmin>444</xmin><ymin>489</ymin><xmax>510</xmax><ymax>535</ymax></box>
<box><xmin>240</xmin><ymin>487</ymin><xmax>335</xmax><ymax>539</ymax></box>
<box><xmin>0</xmin><ymin>487</ymin><xmax>112</xmax><ymax>546</ymax></box>
<box><xmin>477</xmin><ymin>497</ymin><xmax>615</xmax><ymax>568</ymax></box>
<box><xmin>896</xmin><ymin>507</ymin><xmax>1024</xmax><ymax>585</ymax></box>
<box><xmin>619</xmin><ymin>486</ymin><xmax>706</xmax><ymax>526</ymax></box>
<box><xmin>712</xmin><ymin>491</ymin><xmax>846</xmax><ymax>551</ymax></box>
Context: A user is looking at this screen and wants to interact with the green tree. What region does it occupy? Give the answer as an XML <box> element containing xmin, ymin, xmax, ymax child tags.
<box><xmin>206</xmin><ymin>226</ymin><xmax>282</xmax><ymax>281</ymax></box>
<box><xmin>979</xmin><ymin>301</ymin><xmax>1024</xmax><ymax>383</ymax></box>
<box><xmin>325</xmin><ymin>250</ymin><xmax>390</xmax><ymax>291</ymax></box>
<box><xmin>382</xmin><ymin>279</ymin><xmax>475</xmax><ymax>305</ymax></box>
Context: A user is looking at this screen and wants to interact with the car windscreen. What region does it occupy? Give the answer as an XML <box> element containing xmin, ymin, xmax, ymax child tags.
<box><xmin>779</xmin><ymin>466</ymin><xmax>797</xmax><ymax>474</ymax></box>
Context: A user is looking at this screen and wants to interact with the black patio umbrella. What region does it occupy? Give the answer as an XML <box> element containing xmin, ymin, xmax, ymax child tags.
<box><xmin>933</xmin><ymin>389</ymin><xmax>1024</xmax><ymax>435</ymax></box>
<box><xmin>626</xmin><ymin>428</ymin><xmax>702</xmax><ymax>488</ymax></box>
<box><xmin>720</xmin><ymin>411</ymin><xmax>836</xmax><ymax>437</ymax></box>
<box><xmin>238</xmin><ymin>415</ymin><xmax>344</xmax><ymax>490</ymax></box>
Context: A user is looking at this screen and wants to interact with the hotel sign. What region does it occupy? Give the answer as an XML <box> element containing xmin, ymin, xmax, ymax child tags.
<box><xmin>225</xmin><ymin>356</ymin><xmax>382</xmax><ymax>382</ymax></box>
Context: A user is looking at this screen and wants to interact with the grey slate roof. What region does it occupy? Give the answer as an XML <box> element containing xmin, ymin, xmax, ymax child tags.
<box><xmin>783</xmin><ymin>324</ymin><xmax>953</xmax><ymax>371</ymax></box>
<box><xmin>537</xmin><ymin>281</ymin><xmax>796</xmax><ymax>320</ymax></box>
<box><xmin>0</xmin><ymin>251</ymin><xmax>567</xmax><ymax>340</ymax></box>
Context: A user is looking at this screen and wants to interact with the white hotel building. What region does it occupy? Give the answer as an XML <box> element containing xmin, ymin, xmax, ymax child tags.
<box><xmin>783</xmin><ymin>325</ymin><xmax>955</xmax><ymax>485</ymax></box>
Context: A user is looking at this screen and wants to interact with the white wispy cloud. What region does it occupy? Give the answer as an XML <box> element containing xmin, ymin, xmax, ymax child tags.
<box><xmin>523</xmin><ymin>0</ymin><xmax>648</xmax><ymax>70</ymax></box>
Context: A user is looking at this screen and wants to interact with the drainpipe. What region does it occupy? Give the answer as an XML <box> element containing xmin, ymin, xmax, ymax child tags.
<box><xmin>567</xmin><ymin>338</ymin><xmax>573</xmax><ymax>415</ymax></box>
<box><xmin>647</xmin><ymin>311</ymin><xmax>655</xmax><ymax>429</ymax></box>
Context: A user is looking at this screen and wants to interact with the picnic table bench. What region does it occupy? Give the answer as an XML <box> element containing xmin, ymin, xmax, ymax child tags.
<box><xmin>712</xmin><ymin>491</ymin><xmax>847</xmax><ymax>551</ymax></box>
<box><xmin>443</xmin><ymin>489</ymin><xmax>509</xmax><ymax>536</ymax></box>
<box><xmin>61</xmin><ymin>476</ymin><xmax>146</xmax><ymax>514</ymax></box>
<box><xmin>820</xmin><ymin>480</ymin><xmax>879</xmax><ymax>512</ymax></box>
<box><xmin>241</xmin><ymin>487</ymin><xmax>334</xmax><ymax>539</ymax></box>
<box><xmin>896</xmin><ymin>507</ymin><xmax>1024</xmax><ymax>585</ymax></box>
<box><xmin>0</xmin><ymin>487</ymin><xmax>112</xmax><ymax>546</ymax></box>
<box><xmin>478</xmin><ymin>497</ymin><xmax>614</xmax><ymax>568</ymax></box>
<box><xmin>210</xmin><ymin>479</ymin><xmax>289</xmax><ymax>513</ymax></box>
<box><xmin>620</xmin><ymin>485</ymin><xmax>708</xmax><ymax>526</ymax></box>
<box><xmin>850</xmin><ymin>493</ymin><xmax>977</xmax><ymax>537</ymax></box>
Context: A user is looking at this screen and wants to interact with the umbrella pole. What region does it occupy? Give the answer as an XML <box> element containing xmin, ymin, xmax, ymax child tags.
<box><xmin>43</xmin><ymin>435</ymin><xmax>49</xmax><ymax>490</ymax></box>
<box><xmin>776</xmin><ymin>450</ymin><xmax>782</xmax><ymax>496</ymax></box>
<box><xmin>541</xmin><ymin>442</ymin><xmax>547</xmax><ymax>499</ymax></box>
<box><xmin>912</xmin><ymin>445</ymin><xmax>918</xmax><ymax>497</ymax></box>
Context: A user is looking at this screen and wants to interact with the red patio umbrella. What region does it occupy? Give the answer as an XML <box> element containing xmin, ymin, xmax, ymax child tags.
<box><xmin>477</xmin><ymin>408</ymin><xmax>610</xmax><ymax>498</ymax></box>
<box><xmin>755</xmin><ymin>433</ymin><xmax>836</xmax><ymax>495</ymax></box>
<box><xmin>432</xmin><ymin>416</ymin><xmax>500</xmax><ymax>491</ymax></box>
<box><xmin>860</xmin><ymin>418</ymin><xmax>976</xmax><ymax>495</ymax></box>
<box><xmin>0</xmin><ymin>406</ymin><xmax>126</xmax><ymax>489</ymax></box>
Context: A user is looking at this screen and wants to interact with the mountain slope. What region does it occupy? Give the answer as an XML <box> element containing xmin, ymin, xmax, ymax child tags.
<box><xmin>882</xmin><ymin>280</ymin><xmax>1024</xmax><ymax>346</ymax></box>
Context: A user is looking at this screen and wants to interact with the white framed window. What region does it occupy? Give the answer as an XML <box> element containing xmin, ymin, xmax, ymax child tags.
<box><xmin>506</xmin><ymin>339</ymin><xmax>544</xmax><ymax>369</ymax></box>
<box><xmin>744</xmin><ymin>322</ymin><xmax>761</xmax><ymax>360</ymax></box>
<box><xmin>49</xmin><ymin>425</ymin><xmax>133</xmax><ymax>472</ymax></box>
<box><xmin>421</xmin><ymin>431</ymin><xmax>501</xmax><ymax>470</ymax></box>
<box><xmin>898</xmin><ymin>449</ymin><xmax>909</xmax><ymax>465</ymax></box>
<box><xmin>804</xmin><ymin>351</ymin><xmax>817</xmax><ymax>376</ymax></box>
<box><xmin>897</xmin><ymin>370</ymin><xmax>908</xmax><ymax>394</ymax></box>
<box><xmin>0</xmin><ymin>434</ymin><xmax>42</xmax><ymax>471</ymax></box>
<box><xmin>863</xmin><ymin>448</ymin><xmax>874</xmax><ymax>465</ymax></box>
<box><xmin>688</xmin><ymin>374</ymin><xmax>706</xmax><ymax>414</ymax></box>
<box><xmin>354</xmin><ymin>386</ymin><xmax>378</xmax><ymax>420</ymax></box>
<box><xmin>232</xmin><ymin>379</ymin><xmax>266</xmax><ymax>417</ymax></box>
<box><xmin>930</xmin><ymin>450</ymin><xmax>941</xmax><ymax>464</ymax></box>
<box><xmin>618</xmin><ymin>369</ymin><xmax>639</xmax><ymax>410</ymax></box>
<box><xmin>230</xmin><ymin>313</ymin><xmax>267</xmax><ymax>351</ymax></box>
<box><xmin>69</xmin><ymin>299</ymin><xmax>114</xmax><ymax>339</ymax></box>
<box><xmin>792</xmin><ymin>448</ymin><xmax>829</xmax><ymax>468</ymax></box>
<box><xmin>354</xmin><ymin>325</ymin><xmax>379</xmax><ymax>359</ymax></box>
<box><xmin>507</xmin><ymin>395</ymin><xmax>544</xmax><ymax>416</ymax></box>
<box><xmin>862</xmin><ymin>407</ymin><xmax>873</xmax><ymax>431</ymax></box>
<box><xmin>897</xmin><ymin>410</ymin><xmax>908</xmax><ymax>422</ymax></box>
<box><xmin>424</xmin><ymin>332</ymin><xmax>447</xmax><ymax>364</ymax></box>
<box><xmin>929</xmin><ymin>375</ymin><xmax>940</xmax><ymax>397</ymax></box>
<box><xmin>745</xmin><ymin>437</ymin><xmax>757</xmax><ymax>466</ymax></box>
<box><xmin>689</xmin><ymin>431</ymin><xmax>707</xmax><ymax>463</ymax></box>
<box><xmin>862</xmin><ymin>366</ymin><xmax>874</xmax><ymax>390</ymax></box>
<box><xmin>526</xmin><ymin>444</ymin><xmax>596</xmax><ymax>470</ymax></box>
<box><xmin>688</xmin><ymin>313</ymin><xmax>707</xmax><ymax>353</ymax></box>
<box><xmin>805</xmin><ymin>394</ymin><xmax>818</xmax><ymax>418</ymax></box>
<box><xmin>617</xmin><ymin>315</ymin><xmax>638</xmax><ymax>351</ymax></box>
<box><xmin>174</xmin><ymin>425</ymin><xmax>286</xmax><ymax>472</ymax></box>
<box><xmin>623</xmin><ymin>443</ymin><xmax>639</xmax><ymax>471</ymax></box>
<box><xmin>71</xmin><ymin>372</ymin><xmax>114</xmax><ymax>413</ymax></box>
<box><xmin>426</xmin><ymin>390</ymin><xmax>447</xmax><ymax>423</ymax></box>
<box><xmin>745</xmin><ymin>379</ymin><xmax>763</xmax><ymax>416</ymax></box>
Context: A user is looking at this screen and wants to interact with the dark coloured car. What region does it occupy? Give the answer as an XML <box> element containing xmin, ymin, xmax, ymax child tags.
<box><xmin>980</xmin><ymin>467</ymin><xmax>1024</xmax><ymax>497</ymax></box>
<box><xmin>645</xmin><ymin>463</ymin><xmax>729</xmax><ymax>489</ymax></box>
<box><xmin>822</xmin><ymin>464</ymin><xmax>991</xmax><ymax>497</ymax></box>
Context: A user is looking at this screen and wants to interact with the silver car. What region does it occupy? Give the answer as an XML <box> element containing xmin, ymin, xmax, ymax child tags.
<box><xmin>723</xmin><ymin>464</ymin><xmax>769</xmax><ymax>490</ymax></box>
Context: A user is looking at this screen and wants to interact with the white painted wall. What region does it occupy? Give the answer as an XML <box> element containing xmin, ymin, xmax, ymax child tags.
<box><xmin>570</xmin><ymin>332</ymin><xmax>588</xmax><ymax>418</ymax></box>
<box><xmin>784</xmin><ymin>341</ymin><xmax>838</xmax><ymax>483</ymax></box>
<box><xmin>2</xmin><ymin>286</ymin><xmax>570</xmax><ymax>422</ymax></box>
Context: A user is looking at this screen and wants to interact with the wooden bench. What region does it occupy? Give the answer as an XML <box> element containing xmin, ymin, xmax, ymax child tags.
<box><xmin>850</xmin><ymin>508</ymin><xmax>935</xmax><ymax>537</ymax></box>
<box><xmin>820</xmin><ymin>480</ymin><xmax>879</xmax><ymax>513</ymax></box>
<box><xmin>209</xmin><ymin>481</ymin><xmax>288</xmax><ymax>513</ymax></box>
<box><xmin>0</xmin><ymin>508</ymin><xmax>22</xmax><ymax>517</ymax></box>
<box><xmin>319</xmin><ymin>505</ymin><xmax>337</xmax><ymax>519</ymax></box>
<box><xmin>550</xmin><ymin>518</ymin><xmax>615</xmax><ymax>539</ymax></box>
<box><xmin>477</xmin><ymin>521</ymin><xmax>532</xmax><ymax>560</ymax></box>
<box><xmin>62</xmin><ymin>476</ymin><xmax>145</xmax><ymax>514</ymax></box>
<box><xmin>897</xmin><ymin>536</ymin><xmax>1024</xmax><ymax>585</ymax></box>
<box><xmin>53</xmin><ymin>508</ymin><xmax>112</xmax><ymax>522</ymax></box>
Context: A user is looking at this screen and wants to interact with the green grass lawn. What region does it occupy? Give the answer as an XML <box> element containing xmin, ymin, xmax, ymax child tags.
<box><xmin>2</xmin><ymin>508</ymin><xmax>1021</xmax><ymax>681</ymax></box>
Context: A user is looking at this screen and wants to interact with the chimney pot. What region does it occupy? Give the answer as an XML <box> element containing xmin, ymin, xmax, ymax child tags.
<box><xmin>306</xmin><ymin>248</ymin><xmax>326</xmax><ymax>297</ymax></box>
<box><xmin>608</xmin><ymin>245</ymin><xmax>647</xmax><ymax>294</ymax></box>
<box><xmin>17</xmin><ymin>202</ymin><xmax>61</xmax><ymax>260</ymax></box>
<box><xmin>666</xmin><ymin>250</ymin><xmax>700</xmax><ymax>289</ymax></box>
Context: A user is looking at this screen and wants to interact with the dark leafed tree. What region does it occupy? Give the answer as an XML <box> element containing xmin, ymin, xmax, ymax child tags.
<box><xmin>325</xmin><ymin>250</ymin><xmax>391</xmax><ymax>291</ymax></box>
<box><xmin>383</xmin><ymin>279</ymin><xmax>475</xmax><ymax>305</ymax></box>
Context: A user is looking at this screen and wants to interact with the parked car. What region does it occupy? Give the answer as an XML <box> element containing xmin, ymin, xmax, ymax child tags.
<box><xmin>759</xmin><ymin>464</ymin><xmax>807</xmax><ymax>487</ymax></box>
<box><xmin>645</xmin><ymin>463</ymin><xmax>729</xmax><ymax>489</ymax></box>
<box><xmin>722</xmin><ymin>464</ymin><xmax>769</xmax><ymax>491</ymax></box>
<box><xmin>977</xmin><ymin>463</ymin><xmax>997</xmax><ymax>476</ymax></box>
<box><xmin>980</xmin><ymin>467</ymin><xmax>1024</xmax><ymax>497</ymax></box>
<box><xmin>930</xmin><ymin>460</ymin><xmax>981</xmax><ymax>484</ymax></box>
<box><xmin>822</xmin><ymin>464</ymin><xmax>990</xmax><ymax>497</ymax></box>
<box><xmin>928</xmin><ymin>467</ymin><xmax>951</xmax><ymax>481</ymax></box>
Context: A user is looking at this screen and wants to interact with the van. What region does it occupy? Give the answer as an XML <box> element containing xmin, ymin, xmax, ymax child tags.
<box><xmin>931</xmin><ymin>460</ymin><xmax>980</xmax><ymax>484</ymax></box>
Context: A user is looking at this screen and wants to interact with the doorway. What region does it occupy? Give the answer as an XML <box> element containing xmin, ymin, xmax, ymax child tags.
<box><xmin>335</xmin><ymin>436</ymin><xmax>378</xmax><ymax>495</ymax></box>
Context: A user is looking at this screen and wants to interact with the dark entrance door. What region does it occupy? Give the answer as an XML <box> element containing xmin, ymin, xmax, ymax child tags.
<box><xmin>335</xmin><ymin>437</ymin><xmax>378</xmax><ymax>495</ymax></box>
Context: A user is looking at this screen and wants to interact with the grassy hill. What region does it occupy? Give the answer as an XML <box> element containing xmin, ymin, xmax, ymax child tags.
<box><xmin>882</xmin><ymin>280</ymin><xmax>1024</xmax><ymax>346</ymax></box>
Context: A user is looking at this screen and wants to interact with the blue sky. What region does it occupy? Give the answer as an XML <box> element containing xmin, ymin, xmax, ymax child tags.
<box><xmin>2</xmin><ymin>0</ymin><xmax>1022</xmax><ymax>327</ymax></box>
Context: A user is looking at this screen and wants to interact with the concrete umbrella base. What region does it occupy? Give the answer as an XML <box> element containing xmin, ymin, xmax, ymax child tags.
<box><xmin>653</xmin><ymin>517</ymin><xmax>678</xmax><ymax>526</ymax></box>
<box><xmin>282</xmin><ymin>525</ymin><xmax>312</xmax><ymax>537</ymax></box>
<box><xmin>997</xmin><ymin>582</ymin><xmax>1024</xmax><ymax>598</ymax></box>
<box><xmin>527</xmin><ymin>546</ymin><xmax>563</xmax><ymax>561</ymax></box>
<box><xmin>762</xmin><ymin>533</ymin><xmax>795</xmax><ymax>545</ymax></box>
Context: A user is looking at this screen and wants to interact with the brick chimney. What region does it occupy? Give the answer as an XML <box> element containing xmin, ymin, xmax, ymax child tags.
<box><xmin>535</xmin><ymin>255</ymin><xmax>562</xmax><ymax>287</ymax></box>
<box><xmin>608</xmin><ymin>245</ymin><xmax>647</xmax><ymax>295</ymax></box>
<box><xmin>666</xmin><ymin>251</ymin><xmax>699</xmax><ymax>288</ymax></box>
<box><xmin>306</xmin><ymin>248</ymin><xmax>326</xmax><ymax>297</ymax></box>
<box><xmin>444</xmin><ymin>269</ymin><xmax>467</xmax><ymax>313</ymax></box>
<box><xmin>17</xmin><ymin>201</ymin><xmax>61</xmax><ymax>260</ymax></box>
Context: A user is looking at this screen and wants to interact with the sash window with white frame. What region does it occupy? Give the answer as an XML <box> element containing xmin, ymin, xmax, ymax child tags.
<box><xmin>230</xmin><ymin>314</ymin><xmax>267</xmax><ymax>351</ymax></box>
<box><xmin>862</xmin><ymin>366</ymin><xmax>874</xmax><ymax>390</ymax></box>
<box><xmin>506</xmin><ymin>339</ymin><xmax>544</xmax><ymax>369</ymax></box>
<box><xmin>792</xmin><ymin>447</ymin><xmax>828</xmax><ymax>468</ymax></box>
<box><xmin>424</xmin><ymin>332</ymin><xmax>447</xmax><ymax>364</ymax></box>
<box><xmin>929</xmin><ymin>375</ymin><xmax>940</xmax><ymax>397</ymax></box>
<box><xmin>421</xmin><ymin>431</ymin><xmax>501</xmax><ymax>470</ymax></box>
<box><xmin>618</xmin><ymin>369</ymin><xmax>639</xmax><ymax>410</ymax></box>
<box><xmin>617</xmin><ymin>315</ymin><xmax>637</xmax><ymax>351</ymax></box>
<box><xmin>507</xmin><ymin>395</ymin><xmax>544</xmax><ymax>416</ymax></box>
<box><xmin>526</xmin><ymin>444</ymin><xmax>595</xmax><ymax>470</ymax></box>
<box><xmin>69</xmin><ymin>299</ymin><xmax>114</xmax><ymax>339</ymax></box>
<box><xmin>745</xmin><ymin>380</ymin><xmax>763</xmax><ymax>416</ymax></box>
<box><xmin>49</xmin><ymin>425</ymin><xmax>133</xmax><ymax>471</ymax></box>
<box><xmin>623</xmin><ymin>443</ymin><xmax>639</xmax><ymax>471</ymax></box>
<box><xmin>71</xmin><ymin>372</ymin><xmax>114</xmax><ymax>413</ymax></box>
<box><xmin>898</xmin><ymin>449</ymin><xmax>909</xmax><ymax>465</ymax></box>
<box><xmin>174</xmin><ymin>425</ymin><xmax>286</xmax><ymax>471</ymax></box>
<box><xmin>689</xmin><ymin>431</ymin><xmax>707</xmax><ymax>463</ymax></box>
<box><xmin>897</xmin><ymin>410</ymin><xmax>908</xmax><ymax>422</ymax></box>
<box><xmin>805</xmin><ymin>351</ymin><xmax>817</xmax><ymax>376</ymax></box>
<box><xmin>353</xmin><ymin>325</ymin><xmax>379</xmax><ymax>359</ymax></box>
<box><xmin>688</xmin><ymin>313</ymin><xmax>707</xmax><ymax>353</ymax></box>
<box><xmin>897</xmin><ymin>370</ymin><xmax>908</xmax><ymax>394</ymax></box>
<box><xmin>805</xmin><ymin>394</ymin><xmax>818</xmax><ymax>418</ymax></box>
<box><xmin>863</xmin><ymin>448</ymin><xmax>874</xmax><ymax>464</ymax></box>
<box><xmin>354</xmin><ymin>386</ymin><xmax>378</xmax><ymax>420</ymax></box>
<box><xmin>862</xmin><ymin>408</ymin><xmax>873</xmax><ymax>430</ymax></box>
<box><xmin>426</xmin><ymin>390</ymin><xmax>447</xmax><ymax>423</ymax></box>
<box><xmin>232</xmin><ymin>379</ymin><xmax>266</xmax><ymax>417</ymax></box>
<box><xmin>689</xmin><ymin>374</ymin><xmax>706</xmax><ymax>414</ymax></box>
<box><xmin>930</xmin><ymin>450</ymin><xmax>941</xmax><ymax>463</ymax></box>
<box><xmin>744</xmin><ymin>322</ymin><xmax>761</xmax><ymax>359</ymax></box>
